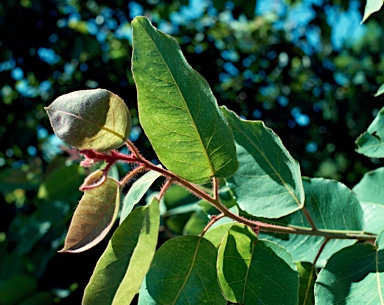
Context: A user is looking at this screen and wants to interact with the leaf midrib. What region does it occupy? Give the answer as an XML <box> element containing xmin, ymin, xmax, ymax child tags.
<box><xmin>135</xmin><ymin>19</ymin><xmax>216</xmax><ymax>177</ymax></box>
<box><xmin>47</xmin><ymin>108</ymin><xmax>125</xmax><ymax>141</ymax></box>
<box><xmin>172</xmin><ymin>237</ymin><xmax>202</xmax><ymax>304</ymax></box>
<box><xmin>233</xmin><ymin>120</ymin><xmax>303</xmax><ymax>208</ymax></box>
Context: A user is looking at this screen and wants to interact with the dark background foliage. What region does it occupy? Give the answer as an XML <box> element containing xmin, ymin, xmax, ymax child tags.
<box><xmin>1</xmin><ymin>0</ymin><xmax>383</xmax><ymax>303</ymax></box>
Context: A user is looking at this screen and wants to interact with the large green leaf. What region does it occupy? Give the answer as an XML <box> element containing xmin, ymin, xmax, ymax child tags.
<box><xmin>356</xmin><ymin>106</ymin><xmax>384</xmax><ymax>157</ymax></box>
<box><xmin>361</xmin><ymin>0</ymin><xmax>384</xmax><ymax>23</ymax></box>
<box><xmin>59</xmin><ymin>174</ymin><xmax>121</xmax><ymax>253</ymax></box>
<box><xmin>45</xmin><ymin>89</ymin><xmax>131</xmax><ymax>152</ymax></box>
<box><xmin>315</xmin><ymin>229</ymin><xmax>384</xmax><ymax>304</ymax></box>
<box><xmin>119</xmin><ymin>169</ymin><xmax>163</xmax><ymax>224</ymax></box>
<box><xmin>353</xmin><ymin>167</ymin><xmax>384</xmax><ymax>234</ymax></box>
<box><xmin>217</xmin><ymin>224</ymin><xmax>298</xmax><ymax>304</ymax></box>
<box><xmin>260</xmin><ymin>178</ymin><xmax>364</xmax><ymax>267</ymax></box>
<box><xmin>138</xmin><ymin>235</ymin><xmax>226</xmax><ymax>305</ymax></box>
<box><xmin>82</xmin><ymin>198</ymin><xmax>160</xmax><ymax>305</ymax></box>
<box><xmin>131</xmin><ymin>16</ymin><xmax>238</xmax><ymax>184</ymax></box>
<box><xmin>222</xmin><ymin>106</ymin><xmax>304</xmax><ymax>218</ymax></box>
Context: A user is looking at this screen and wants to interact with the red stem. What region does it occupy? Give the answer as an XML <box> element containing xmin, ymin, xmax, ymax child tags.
<box><xmin>83</xmin><ymin>145</ymin><xmax>376</xmax><ymax>242</ymax></box>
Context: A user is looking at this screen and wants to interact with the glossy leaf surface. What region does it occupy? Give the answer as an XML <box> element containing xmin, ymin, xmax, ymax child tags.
<box><xmin>222</xmin><ymin>106</ymin><xmax>304</xmax><ymax>218</ymax></box>
<box><xmin>353</xmin><ymin>167</ymin><xmax>384</xmax><ymax>234</ymax></box>
<box><xmin>45</xmin><ymin>89</ymin><xmax>131</xmax><ymax>152</ymax></box>
<box><xmin>139</xmin><ymin>235</ymin><xmax>226</xmax><ymax>305</ymax></box>
<box><xmin>131</xmin><ymin>16</ymin><xmax>238</xmax><ymax>184</ymax></box>
<box><xmin>119</xmin><ymin>169</ymin><xmax>162</xmax><ymax>224</ymax></box>
<box><xmin>356</xmin><ymin>106</ymin><xmax>384</xmax><ymax>157</ymax></box>
<box><xmin>217</xmin><ymin>224</ymin><xmax>298</xmax><ymax>305</ymax></box>
<box><xmin>82</xmin><ymin>198</ymin><xmax>160</xmax><ymax>305</ymax></box>
<box><xmin>260</xmin><ymin>178</ymin><xmax>364</xmax><ymax>266</ymax></box>
<box><xmin>59</xmin><ymin>175</ymin><xmax>120</xmax><ymax>253</ymax></box>
<box><xmin>315</xmin><ymin>229</ymin><xmax>384</xmax><ymax>304</ymax></box>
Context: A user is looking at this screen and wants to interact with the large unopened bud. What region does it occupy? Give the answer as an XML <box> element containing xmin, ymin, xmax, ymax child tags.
<box><xmin>45</xmin><ymin>89</ymin><xmax>131</xmax><ymax>152</ymax></box>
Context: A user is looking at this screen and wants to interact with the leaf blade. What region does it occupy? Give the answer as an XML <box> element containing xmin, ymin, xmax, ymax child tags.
<box><xmin>131</xmin><ymin>16</ymin><xmax>238</xmax><ymax>184</ymax></box>
<box><xmin>260</xmin><ymin>178</ymin><xmax>364</xmax><ymax>267</ymax></box>
<box><xmin>297</xmin><ymin>262</ymin><xmax>315</xmax><ymax>305</ymax></box>
<box><xmin>356</xmin><ymin>106</ymin><xmax>384</xmax><ymax>157</ymax></box>
<box><xmin>222</xmin><ymin>106</ymin><xmax>304</xmax><ymax>218</ymax></box>
<box><xmin>82</xmin><ymin>198</ymin><xmax>160</xmax><ymax>305</ymax></box>
<box><xmin>139</xmin><ymin>235</ymin><xmax>226</xmax><ymax>305</ymax></box>
<box><xmin>217</xmin><ymin>224</ymin><xmax>299</xmax><ymax>305</ymax></box>
<box><xmin>315</xmin><ymin>230</ymin><xmax>384</xmax><ymax>304</ymax></box>
<box><xmin>59</xmin><ymin>175</ymin><xmax>120</xmax><ymax>253</ymax></box>
<box><xmin>375</xmin><ymin>83</ymin><xmax>384</xmax><ymax>97</ymax></box>
<box><xmin>361</xmin><ymin>0</ymin><xmax>384</xmax><ymax>23</ymax></box>
<box><xmin>353</xmin><ymin>167</ymin><xmax>384</xmax><ymax>234</ymax></box>
<box><xmin>119</xmin><ymin>169</ymin><xmax>163</xmax><ymax>224</ymax></box>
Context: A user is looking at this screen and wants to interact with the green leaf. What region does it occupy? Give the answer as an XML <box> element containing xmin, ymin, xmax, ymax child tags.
<box><xmin>164</xmin><ymin>184</ymin><xmax>198</xmax><ymax>209</ymax></box>
<box><xmin>260</xmin><ymin>178</ymin><xmax>364</xmax><ymax>267</ymax></box>
<box><xmin>59</xmin><ymin>174</ymin><xmax>121</xmax><ymax>253</ymax></box>
<box><xmin>82</xmin><ymin>198</ymin><xmax>160</xmax><ymax>305</ymax></box>
<box><xmin>315</xmin><ymin>229</ymin><xmax>384</xmax><ymax>304</ymax></box>
<box><xmin>37</xmin><ymin>163</ymin><xmax>83</xmax><ymax>202</ymax></box>
<box><xmin>217</xmin><ymin>224</ymin><xmax>298</xmax><ymax>304</ymax></box>
<box><xmin>119</xmin><ymin>169</ymin><xmax>163</xmax><ymax>224</ymax></box>
<box><xmin>297</xmin><ymin>262</ymin><xmax>315</xmax><ymax>305</ymax></box>
<box><xmin>353</xmin><ymin>167</ymin><xmax>384</xmax><ymax>234</ymax></box>
<box><xmin>361</xmin><ymin>0</ymin><xmax>384</xmax><ymax>23</ymax></box>
<box><xmin>204</xmin><ymin>223</ymin><xmax>236</xmax><ymax>248</ymax></box>
<box><xmin>222</xmin><ymin>106</ymin><xmax>304</xmax><ymax>218</ymax></box>
<box><xmin>45</xmin><ymin>89</ymin><xmax>131</xmax><ymax>152</ymax></box>
<box><xmin>182</xmin><ymin>210</ymin><xmax>209</xmax><ymax>235</ymax></box>
<box><xmin>375</xmin><ymin>83</ymin><xmax>384</xmax><ymax>97</ymax></box>
<box><xmin>131</xmin><ymin>16</ymin><xmax>238</xmax><ymax>184</ymax></box>
<box><xmin>0</xmin><ymin>274</ymin><xmax>37</xmax><ymax>305</ymax></box>
<box><xmin>139</xmin><ymin>235</ymin><xmax>226</xmax><ymax>305</ymax></box>
<box><xmin>356</xmin><ymin>106</ymin><xmax>384</xmax><ymax>157</ymax></box>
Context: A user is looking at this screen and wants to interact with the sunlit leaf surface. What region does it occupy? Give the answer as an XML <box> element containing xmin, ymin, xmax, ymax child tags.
<box><xmin>119</xmin><ymin>169</ymin><xmax>162</xmax><ymax>224</ymax></box>
<box><xmin>131</xmin><ymin>16</ymin><xmax>238</xmax><ymax>184</ymax></box>
<box><xmin>361</xmin><ymin>0</ymin><xmax>383</xmax><ymax>23</ymax></box>
<box><xmin>83</xmin><ymin>198</ymin><xmax>160</xmax><ymax>305</ymax></box>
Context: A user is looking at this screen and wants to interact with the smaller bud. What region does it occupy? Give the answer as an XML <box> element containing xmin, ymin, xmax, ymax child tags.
<box><xmin>80</xmin><ymin>170</ymin><xmax>107</xmax><ymax>191</ymax></box>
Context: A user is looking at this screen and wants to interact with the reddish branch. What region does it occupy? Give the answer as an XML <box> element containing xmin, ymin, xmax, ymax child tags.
<box><xmin>79</xmin><ymin>144</ymin><xmax>376</xmax><ymax>242</ymax></box>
